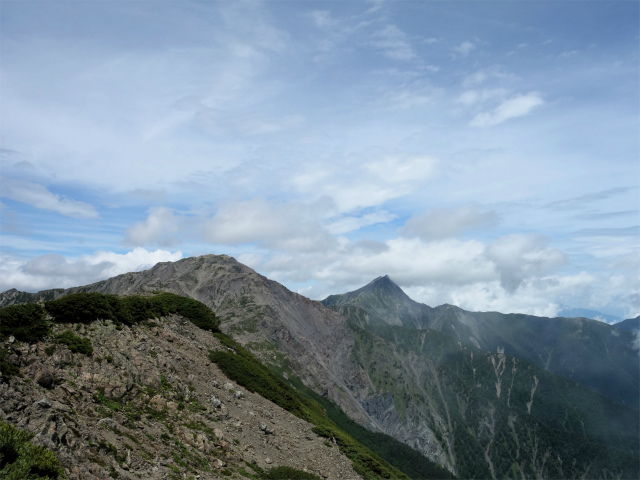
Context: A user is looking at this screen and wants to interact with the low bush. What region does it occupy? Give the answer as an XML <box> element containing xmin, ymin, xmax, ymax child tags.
<box><xmin>0</xmin><ymin>303</ymin><xmax>49</xmax><ymax>343</ymax></box>
<box><xmin>0</xmin><ymin>419</ymin><xmax>66</xmax><ymax>479</ymax></box>
<box><xmin>56</xmin><ymin>330</ymin><xmax>93</xmax><ymax>356</ymax></box>
<box><xmin>0</xmin><ymin>292</ymin><xmax>219</xmax><ymax>347</ymax></box>
<box><xmin>45</xmin><ymin>293</ymin><xmax>129</xmax><ymax>325</ymax></box>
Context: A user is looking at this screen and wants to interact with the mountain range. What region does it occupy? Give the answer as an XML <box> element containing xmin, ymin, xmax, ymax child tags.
<box><xmin>1</xmin><ymin>254</ymin><xmax>638</xmax><ymax>479</ymax></box>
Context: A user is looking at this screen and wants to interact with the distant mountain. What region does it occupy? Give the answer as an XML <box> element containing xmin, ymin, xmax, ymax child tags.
<box><xmin>557</xmin><ymin>307</ymin><xmax>622</xmax><ymax>324</ymax></box>
<box><xmin>2</xmin><ymin>257</ymin><xmax>638</xmax><ymax>479</ymax></box>
<box><xmin>324</xmin><ymin>275</ymin><xmax>639</xmax><ymax>409</ymax></box>
<box><xmin>615</xmin><ymin>315</ymin><xmax>640</xmax><ymax>332</ymax></box>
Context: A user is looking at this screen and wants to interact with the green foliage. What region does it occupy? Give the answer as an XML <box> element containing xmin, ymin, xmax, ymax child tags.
<box><xmin>260</xmin><ymin>466</ymin><xmax>322</xmax><ymax>480</ymax></box>
<box><xmin>0</xmin><ymin>347</ymin><xmax>20</xmax><ymax>380</ymax></box>
<box><xmin>56</xmin><ymin>330</ymin><xmax>93</xmax><ymax>356</ymax></box>
<box><xmin>0</xmin><ymin>292</ymin><xmax>219</xmax><ymax>348</ymax></box>
<box><xmin>0</xmin><ymin>419</ymin><xmax>66</xmax><ymax>479</ymax></box>
<box><xmin>94</xmin><ymin>388</ymin><xmax>122</xmax><ymax>411</ymax></box>
<box><xmin>45</xmin><ymin>293</ymin><xmax>129</xmax><ymax>325</ymax></box>
<box><xmin>346</xmin><ymin>318</ymin><xmax>639</xmax><ymax>480</ymax></box>
<box><xmin>144</xmin><ymin>293</ymin><xmax>219</xmax><ymax>332</ymax></box>
<box><xmin>0</xmin><ymin>303</ymin><xmax>49</xmax><ymax>343</ymax></box>
<box><xmin>281</xmin><ymin>371</ymin><xmax>454</xmax><ymax>480</ymax></box>
<box><xmin>45</xmin><ymin>292</ymin><xmax>219</xmax><ymax>332</ymax></box>
<box><xmin>209</xmin><ymin>333</ymin><xmax>408</xmax><ymax>480</ymax></box>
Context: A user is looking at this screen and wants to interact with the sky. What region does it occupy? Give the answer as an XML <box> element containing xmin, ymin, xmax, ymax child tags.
<box><xmin>0</xmin><ymin>0</ymin><xmax>638</xmax><ymax>319</ymax></box>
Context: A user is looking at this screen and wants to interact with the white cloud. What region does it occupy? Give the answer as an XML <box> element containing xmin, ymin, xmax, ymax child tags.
<box><xmin>366</xmin><ymin>155</ymin><xmax>438</xmax><ymax>184</ymax></box>
<box><xmin>124</xmin><ymin>207</ymin><xmax>185</xmax><ymax>247</ymax></box>
<box><xmin>470</xmin><ymin>92</ymin><xmax>543</xmax><ymax>127</ymax></box>
<box><xmin>370</xmin><ymin>25</ymin><xmax>416</xmax><ymax>61</ymax></box>
<box><xmin>485</xmin><ymin>233</ymin><xmax>567</xmax><ymax>291</ymax></box>
<box><xmin>0</xmin><ymin>248</ymin><xmax>182</xmax><ymax>292</ymax></box>
<box><xmin>402</xmin><ymin>204</ymin><xmax>499</xmax><ymax>240</ymax></box>
<box><xmin>453</xmin><ymin>41</ymin><xmax>475</xmax><ymax>57</ymax></box>
<box><xmin>455</xmin><ymin>88</ymin><xmax>508</xmax><ymax>106</ymax></box>
<box><xmin>463</xmin><ymin>66</ymin><xmax>516</xmax><ymax>87</ymax></box>
<box><xmin>0</xmin><ymin>177</ymin><xmax>99</xmax><ymax>219</ymax></box>
<box><xmin>291</xmin><ymin>155</ymin><xmax>439</xmax><ymax>213</ymax></box>
<box><xmin>202</xmin><ymin>198</ymin><xmax>336</xmax><ymax>252</ymax></box>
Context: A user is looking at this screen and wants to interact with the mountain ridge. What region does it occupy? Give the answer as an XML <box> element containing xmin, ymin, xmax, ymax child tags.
<box><xmin>322</xmin><ymin>275</ymin><xmax>639</xmax><ymax>408</ymax></box>
<box><xmin>2</xmin><ymin>255</ymin><xmax>638</xmax><ymax>478</ymax></box>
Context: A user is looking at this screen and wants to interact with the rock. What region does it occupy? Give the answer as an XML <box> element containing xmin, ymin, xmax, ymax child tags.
<box><xmin>234</xmin><ymin>390</ymin><xmax>244</xmax><ymax>399</ymax></box>
<box><xmin>35</xmin><ymin>368</ymin><xmax>56</xmax><ymax>389</ymax></box>
<box><xmin>265</xmin><ymin>457</ymin><xmax>272</xmax><ymax>464</ymax></box>
<box><xmin>35</xmin><ymin>398</ymin><xmax>52</xmax><ymax>409</ymax></box>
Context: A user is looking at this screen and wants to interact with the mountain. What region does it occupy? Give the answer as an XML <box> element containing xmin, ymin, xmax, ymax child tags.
<box><xmin>0</xmin><ymin>293</ymin><xmax>364</xmax><ymax>480</ymax></box>
<box><xmin>557</xmin><ymin>307</ymin><xmax>622</xmax><ymax>324</ymax></box>
<box><xmin>324</xmin><ymin>275</ymin><xmax>639</xmax><ymax>408</ymax></box>
<box><xmin>615</xmin><ymin>315</ymin><xmax>640</xmax><ymax>332</ymax></box>
<box><xmin>2</xmin><ymin>256</ymin><xmax>638</xmax><ymax>479</ymax></box>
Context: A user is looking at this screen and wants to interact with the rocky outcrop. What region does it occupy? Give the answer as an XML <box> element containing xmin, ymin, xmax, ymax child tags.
<box><xmin>0</xmin><ymin>315</ymin><xmax>360</xmax><ymax>480</ymax></box>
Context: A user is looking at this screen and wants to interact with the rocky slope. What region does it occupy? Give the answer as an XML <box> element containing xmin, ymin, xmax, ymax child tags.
<box><xmin>0</xmin><ymin>313</ymin><xmax>360</xmax><ymax>480</ymax></box>
<box><xmin>0</xmin><ymin>256</ymin><xmax>376</xmax><ymax>431</ymax></box>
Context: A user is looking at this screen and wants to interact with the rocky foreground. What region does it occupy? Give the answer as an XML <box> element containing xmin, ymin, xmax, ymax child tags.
<box><xmin>0</xmin><ymin>314</ymin><xmax>360</xmax><ymax>480</ymax></box>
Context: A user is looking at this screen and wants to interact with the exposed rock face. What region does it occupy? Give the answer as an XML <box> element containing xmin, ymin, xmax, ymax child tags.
<box><xmin>0</xmin><ymin>315</ymin><xmax>360</xmax><ymax>480</ymax></box>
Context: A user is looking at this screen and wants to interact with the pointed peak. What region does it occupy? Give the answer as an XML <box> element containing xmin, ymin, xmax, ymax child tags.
<box><xmin>368</xmin><ymin>274</ymin><xmax>394</xmax><ymax>286</ymax></box>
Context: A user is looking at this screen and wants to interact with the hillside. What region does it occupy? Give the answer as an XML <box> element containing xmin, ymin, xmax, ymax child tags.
<box><xmin>2</xmin><ymin>255</ymin><xmax>638</xmax><ymax>479</ymax></box>
<box><xmin>0</xmin><ymin>293</ymin><xmax>397</xmax><ymax>480</ymax></box>
<box><xmin>615</xmin><ymin>315</ymin><xmax>640</xmax><ymax>332</ymax></box>
<box><xmin>324</xmin><ymin>275</ymin><xmax>639</xmax><ymax>408</ymax></box>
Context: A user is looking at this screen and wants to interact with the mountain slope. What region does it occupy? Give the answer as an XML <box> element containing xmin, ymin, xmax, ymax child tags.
<box><xmin>0</xmin><ymin>294</ymin><xmax>362</xmax><ymax>480</ymax></box>
<box><xmin>323</xmin><ymin>275</ymin><xmax>639</xmax><ymax>408</ymax></box>
<box><xmin>2</xmin><ymin>256</ymin><xmax>638</xmax><ymax>479</ymax></box>
<box><xmin>615</xmin><ymin>315</ymin><xmax>640</xmax><ymax>332</ymax></box>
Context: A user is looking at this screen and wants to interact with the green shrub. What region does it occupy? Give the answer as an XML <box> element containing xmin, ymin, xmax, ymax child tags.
<box><xmin>209</xmin><ymin>333</ymin><xmax>407</xmax><ymax>480</ymax></box>
<box><xmin>0</xmin><ymin>303</ymin><xmax>49</xmax><ymax>343</ymax></box>
<box><xmin>4</xmin><ymin>292</ymin><xmax>219</xmax><ymax>341</ymax></box>
<box><xmin>45</xmin><ymin>292</ymin><xmax>133</xmax><ymax>325</ymax></box>
<box><xmin>147</xmin><ymin>293</ymin><xmax>219</xmax><ymax>332</ymax></box>
<box><xmin>56</xmin><ymin>330</ymin><xmax>93</xmax><ymax>356</ymax></box>
<box><xmin>0</xmin><ymin>419</ymin><xmax>66</xmax><ymax>479</ymax></box>
<box><xmin>0</xmin><ymin>347</ymin><xmax>20</xmax><ymax>380</ymax></box>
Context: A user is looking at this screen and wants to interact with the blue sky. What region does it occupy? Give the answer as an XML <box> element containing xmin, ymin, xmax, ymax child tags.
<box><xmin>1</xmin><ymin>0</ymin><xmax>638</xmax><ymax>319</ymax></box>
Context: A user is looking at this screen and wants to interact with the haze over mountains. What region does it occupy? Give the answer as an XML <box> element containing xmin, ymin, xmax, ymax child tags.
<box><xmin>1</xmin><ymin>254</ymin><xmax>638</xmax><ymax>479</ymax></box>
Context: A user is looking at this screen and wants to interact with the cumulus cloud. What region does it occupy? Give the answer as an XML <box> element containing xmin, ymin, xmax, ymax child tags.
<box><xmin>470</xmin><ymin>92</ymin><xmax>543</xmax><ymax>127</ymax></box>
<box><xmin>292</xmin><ymin>154</ymin><xmax>440</xmax><ymax>213</ymax></box>
<box><xmin>203</xmin><ymin>198</ymin><xmax>336</xmax><ymax>252</ymax></box>
<box><xmin>0</xmin><ymin>177</ymin><xmax>99</xmax><ymax>219</ymax></box>
<box><xmin>0</xmin><ymin>248</ymin><xmax>182</xmax><ymax>292</ymax></box>
<box><xmin>402</xmin><ymin>204</ymin><xmax>499</xmax><ymax>240</ymax></box>
<box><xmin>485</xmin><ymin>233</ymin><xmax>567</xmax><ymax>291</ymax></box>
<box><xmin>124</xmin><ymin>207</ymin><xmax>185</xmax><ymax>247</ymax></box>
